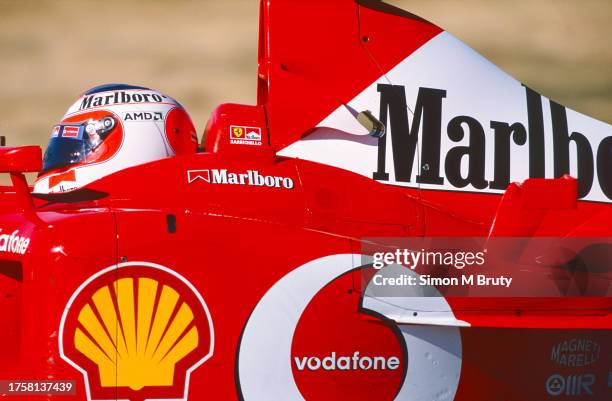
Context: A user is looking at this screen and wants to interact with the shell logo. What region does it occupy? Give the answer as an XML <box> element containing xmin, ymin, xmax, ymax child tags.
<box><xmin>59</xmin><ymin>262</ymin><xmax>214</xmax><ymax>401</ymax></box>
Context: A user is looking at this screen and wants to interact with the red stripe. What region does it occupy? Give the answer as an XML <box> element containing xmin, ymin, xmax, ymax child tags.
<box><xmin>49</xmin><ymin>170</ymin><xmax>76</xmax><ymax>188</ymax></box>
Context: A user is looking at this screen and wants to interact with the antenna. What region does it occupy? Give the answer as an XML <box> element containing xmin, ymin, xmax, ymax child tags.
<box><xmin>356</xmin><ymin>110</ymin><xmax>386</xmax><ymax>138</ymax></box>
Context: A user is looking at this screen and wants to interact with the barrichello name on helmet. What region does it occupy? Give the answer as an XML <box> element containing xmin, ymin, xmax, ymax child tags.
<box><xmin>187</xmin><ymin>169</ymin><xmax>295</xmax><ymax>189</ymax></box>
<box><xmin>0</xmin><ymin>229</ymin><xmax>30</xmax><ymax>255</ymax></box>
<box><xmin>373</xmin><ymin>84</ymin><xmax>612</xmax><ymax>201</ymax></box>
<box><xmin>80</xmin><ymin>91</ymin><xmax>168</xmax><ymax>110</ymax></box>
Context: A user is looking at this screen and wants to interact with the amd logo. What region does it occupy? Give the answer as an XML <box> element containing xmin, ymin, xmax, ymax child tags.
<box><xmin>123</xmin><ymin>111</ymin><xmax>164</xmax><ymax>122</ymax></box>
<box><xmin>373</xmin><ymin>84</ymin><xmax>612</xmax><ymax>200</ymax></box>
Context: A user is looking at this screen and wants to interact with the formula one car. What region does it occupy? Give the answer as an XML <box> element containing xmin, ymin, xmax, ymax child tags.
<box><xmin>0</xmin><ymin>1</ymin><xmax>610</xmax><ymax>400</ymax></box>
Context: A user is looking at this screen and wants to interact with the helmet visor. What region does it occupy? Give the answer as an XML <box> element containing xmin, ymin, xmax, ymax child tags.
<box><xmin>42</xmin><ymin>116</ymin><xmax>116</xmax><ymax>173</ymax></box>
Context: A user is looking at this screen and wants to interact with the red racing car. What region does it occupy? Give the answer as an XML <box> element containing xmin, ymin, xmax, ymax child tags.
<box><xmin>0</xmin><ymin>1</ymin><xmax>610</xmax><ymax>400</ymax></box>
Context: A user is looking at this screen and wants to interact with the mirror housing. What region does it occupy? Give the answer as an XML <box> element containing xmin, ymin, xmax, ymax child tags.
<box><xmin>0</xmin><ymin>146</ymin><xmax>42</xmax><ymax>210</ymax></box>
<box><xmin>0</xmin><ymin>146</ymin><xmax>42</xmax><ymax>173</ymax></box>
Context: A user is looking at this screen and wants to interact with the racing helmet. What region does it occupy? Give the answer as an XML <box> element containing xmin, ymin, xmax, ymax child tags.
<box><xmin>34</xmin><ymin>84</ymin><xmax>198</xmax><ymax>194</ymax></box>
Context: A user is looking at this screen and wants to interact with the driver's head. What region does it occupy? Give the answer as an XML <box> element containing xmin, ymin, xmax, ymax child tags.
<box><xmin>34</xmin><ymin>84</ymin><xmax>197</xmax><ymax>194</ymax></box>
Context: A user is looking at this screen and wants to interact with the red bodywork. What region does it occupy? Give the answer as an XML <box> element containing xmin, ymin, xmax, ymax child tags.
<box><xmin>1</xmin><ymin>1</ymin><xmax>610</xmax><ymax>400</ymax></box>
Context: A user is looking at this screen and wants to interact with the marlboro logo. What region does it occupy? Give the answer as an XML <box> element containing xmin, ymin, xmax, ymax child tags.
<box><xmin>187</xmin><ymin>169</ymin><xmax>294</xmax><ymax>189</ymax></box>
<box><xmin>62</xmin><ymin>126</ymin><xmax>83</xmax><ymax>139</ymax></box>
<box><xmin>373</xmin><ymin>85</ymin><xmax>612</xmax><ymax>201</ymax></box>
<box><xmin>79</xmin><ymin>91</ymin><xmax>167</xmax><ymax>110</ymax></box>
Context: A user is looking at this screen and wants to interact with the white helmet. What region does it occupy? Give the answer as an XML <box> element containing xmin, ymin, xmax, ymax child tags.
<box><xmin>34</xmin><ymin>84</ymin><xmax>198</xmax><ymax>194</ymax></box>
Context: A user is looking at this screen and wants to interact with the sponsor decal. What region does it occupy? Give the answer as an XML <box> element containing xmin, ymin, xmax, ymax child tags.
<box><xmin>187</xmin><ymin>169</ymin><xmax>294</xmax><ymax>189</ymax></box>
<box><xmin>48</xmin><ymin>170</ymin><xmax>77</xmax><ymax>193</ymax></box>
<box><xmin>545</xmin><ymin>373</ymin><xmax>595</xmax><ymax>397</ymax></box>
<box><xmin>59</xmin><ymin>262</ymin><xmax>214</xmax><ymax>401</ymax></box>
<box><xmin>50</xmin><ymin>126</ymin><xmax>60</xmax><ymax>138</ymax></box>
<box><xmin>80</xmin><ymin>91</ymin><xmax>167</xmax><ymax>110</ymax></box>
<box><xmin>61</xmin><ymin>125</ymin><xmax>83</xmax><ymax>139</ymax></box>
<box><xmin>238</xmin><ymin>255</ymin><xmax>461</xmax><ymax>401</ymax></box>
<box><xmin>231</xmin><ymin>126</ymin><xmax>244</xmax><ymax>138</ymax></box>
<box><xmin>229</xmin><ymin>125</ymin><xmax>262</xmax><ymax>146</ymax></box>
<box><xmin>0</xmin><ymin>229</ymin><xmax>30</xmax><ymax>255</ymax></box>
<box><xmin>550</xmin><ymin>338</ymin><xmax>600</xmax><ymax>367</ymax></box>
<box><xmin>373</xmin><ymin>85</ymin><xmax>612</xmax><ymax>201</ymax></box>
<box><xmin>123</xmin><ymin>111</ymin><xmax>164</xmax><ymax>122</ymax></box>
<box><xmin>293</xmin><ymin>352</ymin><xmax>400</xmax><ymax>371</ymax></box>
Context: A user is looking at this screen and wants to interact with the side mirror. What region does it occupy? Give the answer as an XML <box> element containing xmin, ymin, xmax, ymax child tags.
<box><xmin>0</xmin><ymin>145</ymin><xmax>43</xmax><ymax>210</ymax></box>
<box><xmin>0</xmin><ymin>146</ymin><xmax>42</xmax><ymax>173</ymax></box>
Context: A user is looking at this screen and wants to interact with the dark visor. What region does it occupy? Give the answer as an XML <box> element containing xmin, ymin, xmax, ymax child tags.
<box><xmin>42</xmin><ymin>117</ymin><xmax>115</xmax><ymax>173</ymax></box>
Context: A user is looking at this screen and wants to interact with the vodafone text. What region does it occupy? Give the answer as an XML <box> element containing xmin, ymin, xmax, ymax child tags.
<box><xmin>0</xmin><ymin>229</ymin><xmax>30</xmax><ymax>255</ymax></box>
<box><xmin>293</xmin><ymin>352</ymin><xmax>400</xmax><ymax>371</ymax></box>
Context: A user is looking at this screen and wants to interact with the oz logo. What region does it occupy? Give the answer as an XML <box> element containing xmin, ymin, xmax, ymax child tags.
<box><xmin>59</xmin><ymin>262</ymin><xmax>214</xmax><ymax>401</ymax></box>
<box><xmin>546</xmin><ymin>373</ymin><xmax>595</xmax><ymax>397</ymax></box>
